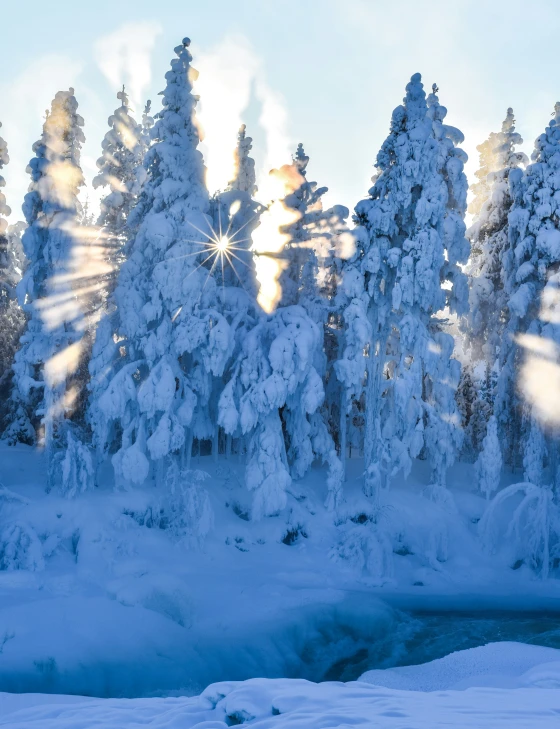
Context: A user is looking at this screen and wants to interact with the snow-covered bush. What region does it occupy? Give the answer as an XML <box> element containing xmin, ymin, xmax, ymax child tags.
<box><xmin>0</xmin><ymin>521</ymin><xmax>44</xmax><ymax>571</ymax></box>
<box><xmin>331</xmin><ymin>523</ymin><xmax>394</xmax><ymax>584</ymax></box>
<box><xmin>49</xmin><ymin>428</ymin><xmax>94</xmax><ymax>498</ymax></box>
<box><xmin>480</xmin><ymin>482</ymin><xmax>560</xmax><ymax>577</ymax></box>
<box><xmin>162</xmin><ymin>464</ymin><xmax>214</xmax><ymax>546</ymax></box>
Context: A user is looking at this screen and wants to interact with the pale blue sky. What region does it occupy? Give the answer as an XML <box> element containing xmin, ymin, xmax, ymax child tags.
<box><xmin>1</xmin><ymin>0</ymin><xmax>559</xmax><ymax>218</ymax></box>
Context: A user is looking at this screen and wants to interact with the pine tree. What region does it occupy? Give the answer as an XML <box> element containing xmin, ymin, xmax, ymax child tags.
<box><xmin>92</xmin><ymin>86</ymin><xmax>147</xmax><ymax>274</ymax></box>
<box><xmin>466</xmin><ymin>109</ymin><xmax>527</xmax><ymax>363</ymax></box>
<box><xmin>141</xmin><ymin>99</ymin><xmax>155</xmax><ymax>149</ymax></box>
<box><xmin>210</xmin><ymin>124</ymin><xmax>261</xmax><ymax>295</ymax></box>
<box><xmin>475</xmin><ymin>415</ymin><xmax>502</xmax><ymax>498</ymax></box>
<box><xmin>9</xmin><ymin>89</ymin><xmax>91</xmax><ymax>489</ymax></box>
<box><xmin>0</xmin><ymin>127</ymin><xmax>23</xmax><ymax>378</ymax></box>
<box><xmin>217</xmin><ymin>150</ymin><xmax>346</xmax><ymax>515</ymax></box>
<box><xmin>496</xmin><ymin>102</ymin><xmax>560</xmax><ymax>475</ymax></box>
<box><xmin>89</xmin><ymin>38</ymin><xmax>243</xmax><ymax>487</ymax></box>
<box><xmin>0</xmin><ymin>126</ymin><xmax>27</xmax><ymax>432</ymax></box>
<box><xmin>228</xmin><ymin>124</ymin><xmax>256</xmax><ymax>196</ymax></box>
<box><xmin>338</xmin><ymin>75</ymin><xmax>469</xmax><ymax>497</ymax></box>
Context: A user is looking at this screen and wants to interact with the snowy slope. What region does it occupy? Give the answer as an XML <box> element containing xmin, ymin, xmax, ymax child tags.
<box><xmin>1</xmin><ymin>441</ymin><xmax>560</xmax><ymax>697</ymax></box>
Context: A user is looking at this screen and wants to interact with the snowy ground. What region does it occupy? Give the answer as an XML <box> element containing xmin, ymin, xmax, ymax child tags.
<box><xmin>1</xmin><ymin>441</ymin><xmax>560</xmax><ymax>701</ymax></box>
<box><xmin>1</xmin><ymin>643</ymin><xmax>560</xmax><ymax>727</ymax></box>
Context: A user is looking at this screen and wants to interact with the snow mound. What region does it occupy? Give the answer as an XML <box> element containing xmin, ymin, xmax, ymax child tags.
<box><xmin>360</xmin><ymin>641</ymin><xmax>560</xmax><ymax>690</ymax></box>
<box><xmin>3</xmin><ymin>675</ymin><xmax>560</xmax><ymax>728</ymax></box>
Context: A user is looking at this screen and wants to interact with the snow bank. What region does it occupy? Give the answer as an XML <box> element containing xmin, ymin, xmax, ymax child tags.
<box><xmin>360</xmin><ymin>641</ymin><xmax>560</xmax><ymax>690</ymax></box>
<box><xmin>3</xmin><ymin>662</ymin><xmax>560</xmax><ymax>728</ymax></box>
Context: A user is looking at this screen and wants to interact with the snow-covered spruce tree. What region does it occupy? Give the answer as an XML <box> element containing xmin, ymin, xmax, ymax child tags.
<box><xmin>210</xmin><ymin>124</ymin><xmax>261</xmax><ymax>295</ymax></box>
<box><xmin>90</xmin><ymin>38</ymin><xmax>246</xmax><ymax>488</ymax></box>
<box><xmin>0</xmin><ymin>223</ymin><xmax>29</xmax><ymax>441</ymax></box>
<box><xmin>338</xmin><ymin>76</ymin><xmax>469</xmax><ymax>498</ymax></box>
<box><xmin>495</xmin><ymin>102</ymin><xmax>560</xmax><ymax>474</ymax></box>
<box><xmin>465</xmin><ymin>109</ymin><xmax>527</xmax><ymax>364</ymax></box>
<box><xmin>0</xmin><ymin>127</ymin><xmax>27</xmax><ymax>433</ymax></box>
<box><xmin>217</xmin><ymin>153</ymin><xmax>346</xmax><ymax>515</ymax></box>
<box><xmin>475</xmin><ymin>414</ymin><xmax>502</xmax><ymax>498</ymax></box>
<box><xmin>0</xmin><ymin>128</ymin><xmax>24</xmax><ymax>380</ymax></box>
<box><xmin>456</xmin><ymin>361</ymin><xmax>492</xmax><ymax>460</ymax></box>
<box><xmin>480</xmin><ymin>107</ymin><xmax>560</xmax><ymax>578</ymax></box>
<box><xmin>92</xmin><ymin>86</ymin><xmax>147</xmax><ymax>278</ymax></box>
<box><xmin>87</xmin><ymin>88</ymin><xmax>149</xmax><ymax>436</ymax></box>
<box><xmin>141</xmin><ymin>99</ymin><xmax>155</xmax><ymax>149</ymax></box>
<box><xmin>277</xmin><ymin>144</ymin><xmax>348</xmax><ymax>504</ymax></box>
<box><xmin>218</xmin><ymin>303</ymin><xmax>338</xmax><ymax>517</ymax></box>
<box><xmin>9</xmin><ymin>89</ymin><xmax>92</xmax><ymax>491</ymax></box>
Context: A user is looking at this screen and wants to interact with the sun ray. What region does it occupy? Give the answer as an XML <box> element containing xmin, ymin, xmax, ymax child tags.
<box><xmin>224</xmin><ymin>248</ymin><xmax>252</xmax><ymax>269</ymax></box>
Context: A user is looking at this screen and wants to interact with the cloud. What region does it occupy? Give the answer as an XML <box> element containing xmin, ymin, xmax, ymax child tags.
<box><xmin>254</xmin><ymin>78</ymin><xmax>292</xmax><ymax>201</ymax></box>
<box><xmin>94</xmin><ymin>21</ymin><xmax>163</xmax><ymax>112</ymax></box>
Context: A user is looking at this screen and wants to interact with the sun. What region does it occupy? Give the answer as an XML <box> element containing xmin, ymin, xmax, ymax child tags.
<box><xmin>216</xmin><ymin>235</ymin><xmax>229</xmax><ymax>252</ymax></box>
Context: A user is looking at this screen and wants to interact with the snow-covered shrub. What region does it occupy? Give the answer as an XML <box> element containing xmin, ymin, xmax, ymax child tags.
<box><xmin>480</xmin><ymin>482</ymin><xmax>560</xmax><ymax>577</ymax></box>
<box><xmin>49</xmin><ymin>428</ymin><xmax>94</xmax><ymax>497</ymax></box>
<box><xmin>162</xmin><ymin>464</ymin><xmax>214</xmax><ymax>546</ymax></box>
<box><xmin>330</xmin><ymin>524</ymin><xmax>394</xmax><ymax>584</ymax></box>
<box><xmin>0</xmin><ymin>522</ymin><xmax>44</xmax><ymax>571</ymax></box>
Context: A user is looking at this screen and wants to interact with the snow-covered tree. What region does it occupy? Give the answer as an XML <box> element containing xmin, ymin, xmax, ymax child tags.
<box><xmin>93</xmin><ymin>86</ymin><xmax>147</xmax><ymax>272</ymax></box>
<box><xmin>338</xmin><ymin>76</ymin><xmax>469</xmax><ymax>497</ymax></box>
<box><xmin>0</xmin><ymin>129</ymin><xmax>24</xmax><ymax>382</ymax></box>
<box><xmin>141</xmin><ymin>99</ymin><xmax>155</xmax><ymax>149</ymax></box>
<box><xmin>9</xmin><ymin>89</ymin><xmax>92</xmax><ymax>490</ymax></box>
<box><xmin>466</xmin><ymin>109</ymin><xmax>528</xmax><ymax>363</ymax></box>
<box><xmin>228</xmin><ymin>124</ymin><xmax>256</xmax><ymax>196</ymax></box>
<box><xmin>496</xmin><ymin>103</ymin><xmax>560</xmax><ymax>474</ymax></box>
<box><xmin>217</xmin><ymin>151</ymin><xmax>346</xmax><ymax>515</ymax></box>
<box><xmin>89</xmin><ymin>38</ymin><xmax>246</xmax><ymax>488</ymax></box>
<box><xmin>475</xmin><ymin>414</ymin><xmax>502</xmax><ymax>498</ymax></box>
<box><xmin>210</xmin><ymin>124</ymin><xmax>262</xmax><ymax>295</ymax></box>
<box><xmin>278</xmin><ymin>149</ymin><xmax>348</xmax><ymax>503</ymax></box>
<box><xmin>0</xmin><ymin>128</ymin><xmax>27</xmax><ymax>436</ymax></box>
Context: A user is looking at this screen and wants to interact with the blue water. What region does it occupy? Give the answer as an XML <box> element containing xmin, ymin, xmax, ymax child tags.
<box><xmin>322</xmin><ymin>608</ymin><xmax>560</xmax><ymax>682</ymax></box>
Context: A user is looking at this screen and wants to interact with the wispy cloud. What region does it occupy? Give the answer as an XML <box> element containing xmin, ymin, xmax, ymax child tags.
<box><xmin>254</xmin><ymin>78</ymin><xmax>292</xmax><ymax>201</ymax></box>
<box><xmin>93</xmin><ymin>20</ymin><xmax>163</xmax><ymax>112</ymax></box>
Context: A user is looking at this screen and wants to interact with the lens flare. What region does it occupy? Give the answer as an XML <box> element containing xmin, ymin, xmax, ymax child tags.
<box><xmin>216</xmin><ymin>235</ymin><xmax>229</xmax><ymax>252</ymax></box>
<box><xmin>251</xmin><ymin>164</ymin><xmax>303</xmax><ymax>313</ymax></box>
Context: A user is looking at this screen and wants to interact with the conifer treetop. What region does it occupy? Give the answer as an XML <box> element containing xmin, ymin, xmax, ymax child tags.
<box><xmin>228</xmin><ymin>124</ymin><xmax>257</xmax><ymax>196</ymax></box>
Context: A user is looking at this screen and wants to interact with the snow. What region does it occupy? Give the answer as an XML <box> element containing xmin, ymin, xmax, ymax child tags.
<box><xmin>360</xmin><ymin>641</ymin><xmax>560</xmax><ymax>690</ymax></box>
<box><xmin>1</xmin><ymin>441</ymin><xmax>560</xmax><ymax>704</ymax></box>
<box><xmin>2</xmin><ymin>643</ymin><xmax>560</xmax><ymax>727</ymax></box>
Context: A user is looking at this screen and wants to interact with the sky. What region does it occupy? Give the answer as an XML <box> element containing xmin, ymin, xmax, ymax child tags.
<box><xmin>1</xmin><ymin>0</ymin><xmax>559</xmax><ymax>220</ymax></box>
